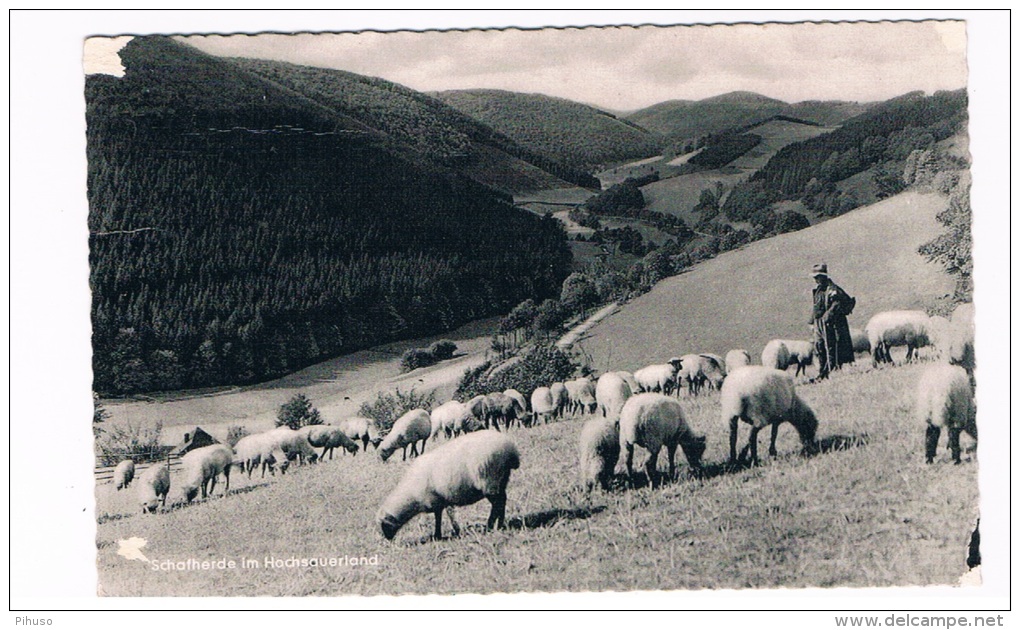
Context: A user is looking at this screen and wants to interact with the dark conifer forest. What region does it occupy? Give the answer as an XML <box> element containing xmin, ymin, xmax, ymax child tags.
<box><xmin>87</xmin><ymin>37</ymin><xmax>572</xmax><ymax>395</ymax></box>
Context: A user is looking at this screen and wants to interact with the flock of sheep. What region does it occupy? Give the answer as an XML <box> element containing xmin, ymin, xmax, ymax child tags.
<box><xmin>108</xmin><ymin>303</ymin><xmax>977</xmax><ymax>542</ymax></box>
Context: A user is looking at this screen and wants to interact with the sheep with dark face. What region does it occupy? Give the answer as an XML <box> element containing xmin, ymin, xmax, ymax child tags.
<box><xmin>137</xmin><ymin>464</ymin><xmax>170</xmax><ymax>514</ymax></box>
<box><xmin>379</xmin><ymin>409</ymin><xmax>432</xmax><ymax>462</ymax></box>
<box><xmin>619</xmin><ymin>393</ymin><xmax>706</xmax><ymax>488</ymax></box>
<box><xmin>113</xmin><ymin>459</ymin><xmax>135</xmax><ymax>490</ymax></box>
<box><xmin>634</xmin><ymin>358</ymin><xmax>683</xmax><ymax>395</ymax></box>
<box><xmin>180</xmin><ymin>444</ymin><xmax>233</xmax><ymax>502</ymax></box>
<box><xmin>338</xmin><ymin>416</ymin><xmax>382</xmax><ymax>452</ymax></box>
<box><xmin>377</xmin><ymin>430</ymin><xmax>520</xmax><ymax>540</ymax></box>
<box><xmin>720</xmin><ymin>366</ymin><xmax>819</xmax><ymax>465</ymax></box>
<box><xmin>483</xmin><ymin>392</ymin><xmax>520</xmax><ymax>431</ymax></box>
<box><xmin>578</xmin><ymin>417</ymin><xmax>621</xmax><ymax>492</ymax></box>
<box><xmin>298</xmin><ymin>425</ymin><xmax>359</xmax><ymax>460</ymax></box>
<box><xmin>267</xmin><ymin>426</ymin><xmax>319</xmax><ymax>466</ymax></box>
<box><xmin>781</xmin><ymin>340</ymin><xmax>815</xmax><ymax>377</ymax></box>
<box><xmin>678</xmin><ymin>354</ymin><xmax>726</xmax><ymax>395</ymax></box>
<box><xmin>550</xmin><ymin>382</ymin><xmax>569</xmax><ymax>418</ymax></box>
<box><xmin>916</xmin><ymin>363</ymin><xmax>976</xmax><ymax>464</ymax></box>
<box><xmin>503</xmin><ymin>389</ymin><xmax>531</xmax><ymax>427</ymax></box>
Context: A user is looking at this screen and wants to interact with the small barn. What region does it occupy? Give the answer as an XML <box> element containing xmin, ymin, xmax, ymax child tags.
<box><xmin>170</xmin><ymin>427</ymin><xmax>219</xmax><ymax>457</ymax></box>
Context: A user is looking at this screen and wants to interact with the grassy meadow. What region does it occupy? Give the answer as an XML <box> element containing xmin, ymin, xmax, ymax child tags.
<box><xmin>579</xmin><ymin>191</ymin><xmax>956</xmax><ymax>373</ymax></box>
<box><xmin>95</xmin><ymin>360</ymin><xmax>977</xmax><ymax>597</ymax></box>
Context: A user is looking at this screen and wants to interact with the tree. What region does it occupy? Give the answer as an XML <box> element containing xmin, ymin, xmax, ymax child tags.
<box><xmin>276</xmin><ymin>393</ymin><xmax>323</xmax><ymax>430</ymax></box>
<box><xmin>560</xmin><ymin>273</ymin><xmax>598</xmax><ymax>318</ymax></box>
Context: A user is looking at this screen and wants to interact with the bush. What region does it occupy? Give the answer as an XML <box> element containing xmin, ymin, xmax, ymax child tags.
<box><xmin>428</xmin><ymin>339</ymin><xmax>457</xmax><ymax>361</ymax></box>
<box><xmin>96</xmin><ymin>419</ymin><xmax>168</xmax><ymax>466</ymax></box>
<box><xmin>455</xmin><ymin>345</ymin><xmax>578</xmax><ymax>401</ymax></box>
<box><xmin>276</xmin><ymin>393</ymin><xmax>322</xmax><ymax>430</ymax></box>
<box><xmin>400</xmin><ymin>347</ymin><xmax>433</xmax><ymax>372</ymax></box>
<box><xmin>225</xmin><ymin>425</ymin><xmax>250</xmax><ymax>448</ymax></box>
<box><xmin>359</xmin><ymin>388</ymin><xmax>436</xmax><ymax>435</ymax></box>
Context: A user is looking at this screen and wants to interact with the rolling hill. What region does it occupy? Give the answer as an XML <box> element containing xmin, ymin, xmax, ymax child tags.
<box><xmin>232</xmin><ymin>60</ymin><xmax>599</xmax><ymax>193</ymax></box>
<box><xmin>626</xmin><ymin>91</ymin><xmax>872</xmax><ymax>144</ymax></box>
<box><xmin>87</xmin><ymin>36</ymin><xmax>574</xmax><ymax>395</ymax></box>
<box><xmin>576</xmin><ymin>190</ymin><xmax>956</xmax><ymax>372</ymax></box>
<box><xmin>434</xmin><ymin>89</ymin><xmax>661</xmax><ymax>170</ymax></box>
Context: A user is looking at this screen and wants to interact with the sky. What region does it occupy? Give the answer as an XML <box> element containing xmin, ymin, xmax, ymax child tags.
<box><xmin>85</xmin><ymin>20</ymin><xmax>967</xmax><ymax>112</ymax></box>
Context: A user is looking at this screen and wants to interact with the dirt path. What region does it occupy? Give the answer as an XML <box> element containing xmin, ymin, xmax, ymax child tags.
<box><xmin>556</xmin><ymin>302</ymin><xmax>619</xmax><ymax>350</ymax></box>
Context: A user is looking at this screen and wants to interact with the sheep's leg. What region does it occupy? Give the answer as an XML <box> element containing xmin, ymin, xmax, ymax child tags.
<box><xmin>728</xmin><ymin>416</ymin><xmax>740</xmax><ymax>463</ymax></box>
<box><xmin>747</xmin><ymin>426</ymin><xmax>762</xmax><ymax>465</ymax></box>
<box><xmin>769</xmin><ymin>422</ymin><xmax>780</xmax><ymax>457</ymax></box>
<box><xmin>925</xmin><ymin>424</ymin><xmax>940</xmax><ymax>464</ymax></box>
<box><xmin>666</xmin><ymin>442</ymin><xmax>677</xmax><ymax>483</ymax></box>
<box><xmin>624</xmin><ymin>443</ymin><xmax>636</xmax><ymax>485</ymax></box>
<box><xmin>362</xmin><ymin>436</ymin><xmax>369</xmax><ymax>452</ymax></box>
<box><xmin>433</xmin><ymin>510</ymin><xmax>444</xmax><ymax>540</ymax></box>
<box><xmin>208</xmin><ymin>475</ymin><xmax>217</xmax><ymax>496</ymax></box>
<box><xmin>446</xmin><ymin>507</ymin><xmax>461</xmax><ymax>536</ymax></box>
<box><xmin>402</xmin><ymin>445</ymin><xmax>408</xmax><ymax>461</ymax></box>
<box><xmin>906</xmin><ymin>345</ymin><xmax>915</xmax><ymax>363</ymax></box>
<box><xmin>949</xmin><ymin>427</ymin><xmax>963</xmax><ymax>464</ymax></box>
<box><xmin>645</xmin><ymin>448</ymin><xmax>660</xmax><ymax>489</ymax></box>
<box><xmin>486</xmin><ymin>494</ymin><xmax>507</xmax><ymax>530</ymax></box>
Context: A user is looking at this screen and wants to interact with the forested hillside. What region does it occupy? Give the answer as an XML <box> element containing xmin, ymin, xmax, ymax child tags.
<box><xmin>435</xmin><ymin>89</ymin><xmax>661</xmax><ymax>170</ymax></box>
<box><xmin>233</xmin><ymin>60</ymin><xmax>600</xmax><ymax>192</ymax></box>
<box><xmin>723</xmin><ymin>90</ymin><xmax>967</xmax><ymax>222</ymax></box>
<box><xmin>87</xmin><ymin>37</ymin><xmax>572</xmax><ymax>395</ymax></box>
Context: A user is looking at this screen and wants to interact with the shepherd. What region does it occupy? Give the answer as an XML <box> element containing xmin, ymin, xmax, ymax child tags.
<box><xmin>810</xmin><ymin>263</ymin><xmax>856</xmax><ymax>380</ymax></box>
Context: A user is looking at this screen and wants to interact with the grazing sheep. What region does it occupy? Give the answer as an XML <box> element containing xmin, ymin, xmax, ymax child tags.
<box><xmin>379</xmin><ymin>409</ymin><xmax>432</xmax><ymax>462</ymax></box>
<box><xmin>578</xmin><ymin>417</ymin><xmax>621</xmax><ymax>491</ymax></box>
<box><xmin>483</xmin><ymin>392</ymin><xmax>520</xmax><ymax>431</ymax></box>
<box><xmin>725</xmin><ymin>349</ymin><xmax>752</xmax><ymax>374</ymax></box>
<box><xmin>866</xmin><ymin>310</ymin><xmax>935</xmax><ymax>365</ymax></box>
<box><xmin>720</xmin><ymin>366</ymin><xmax>819</xmax><ymax>465</ymax></box>
<box><xmin>530</xmin><ymin>386</ymin><xmax>557</xmax><ymax>425</ymax></box>
<box><xmin>113</xmin><ymin>459</ymin><xmax>135</xmax><ymax>490</ymax></box>
<box><xmin>299</xmin><ymin>425</ymin><xmax>359</xmax><ymax>460</ymax></box>
<box><xmin>678</xmin><ymin>354</ymin><xmax>726</xmax><ymax>395</ymax></box>
<box><xmin>634</xmin><ymin>358</ymin><xmax>683</xmax><ymax>395</ymax></box>
<box><xmin>596</xmin><ymin>372</ymin><xmax>632</xmax><ymax>418</ymax></box>
<box><xmin>761</xmin><ymin>339</ymin><xmax>792</xmax><ymax>371</ymax></box>
<box><xmin>503</xmin><ymin>389</ymin><xmax>531</xmax><ymax>427</ymax></box>
<box><xmin>267</xmin><ymin>426</ymin><xmax>319</xmax><ymax>466</ymax></box>
<box><xmin>850</xmin><ymin>328</ymin><xmax>871</xmax><ymax>354</ymax></box>
<box><xmin>137</xmin><ymin>464</ymin><xmax>170</xmax><ymax>514</ymax></box>
<box><xmin>377</xmin><ymin>430</ymin><xmax>520</xmax><ymax>540</ymax></box>
<box><xmin>565</xmin><ymin>377</ymin><xmax>597</xmax><ymax>415</ymax></box>
<box><xmin>465</xmin><ymin>395</ymin><xmax>488</xmax><ymax>426</ymax></box>
<box><xmin>338</xmin><ymin>416</ymin><xmax>382</xmax><ymax>452</ymax></box>
<box><xmin>916</xmin><ymin>363</ymin><xmax>976</xmax><ymax>464</ymax></box>
<box><xmin>233</xmin><ymin>433</ymin><xmax>274</xmax><ymax>478</ymax></box>
<box><xmin>431</xmin><ymin>400</ymin><xmax>469</xmax><ymax>439</ymax></box>
<box><xmin>550</xmin><ymin>382</ymin><xmax>569</xmax><ymax>418</ymax></box>
<box><xmin>619</xmin><ymin>393</ymin><xmax>706</xmax><ymax>488</ymax></box>
<box><xmin>782</xmin><ymin>340</ymin><xmax>815</xmax><ymax>377</ymax></box>
<box><xmin>180</xmin><ymin>444</ymin><xmax>233</xmax><ymax>502</ymax></box>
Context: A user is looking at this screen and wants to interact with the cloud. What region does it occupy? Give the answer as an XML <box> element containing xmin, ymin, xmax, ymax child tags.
<box><xmin>175</xmin><ymin>21</ymin><xmax>967</xmax><ymax>110</ymax></box>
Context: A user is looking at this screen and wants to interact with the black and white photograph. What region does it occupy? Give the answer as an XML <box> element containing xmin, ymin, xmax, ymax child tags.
<box><xmin>9</xmin><ymin>9</ymin><xmax>1012</xmax><ymax>614</ymax></box>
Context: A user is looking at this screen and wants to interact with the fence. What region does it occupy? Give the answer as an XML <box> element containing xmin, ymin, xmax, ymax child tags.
<box><xmin>94</xmin><ymin>452</ymin><xmax>182</xmax><ymax>484</ymax></box>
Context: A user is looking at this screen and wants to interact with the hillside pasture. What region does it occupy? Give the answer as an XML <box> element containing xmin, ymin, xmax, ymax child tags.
<box><xmin>95</xmin><ymin>361</ymin><xmax>977</xmax><ymax>596</ymax></box>
<box><xmin>578</xmin><ymin>191</ymin><xmax>955</xmax><ymax>373</ymax></box>
<box><xmin>727</xmin><ymin>119</ymin><xmax>835</xmax><ymax>171</ymax></box>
